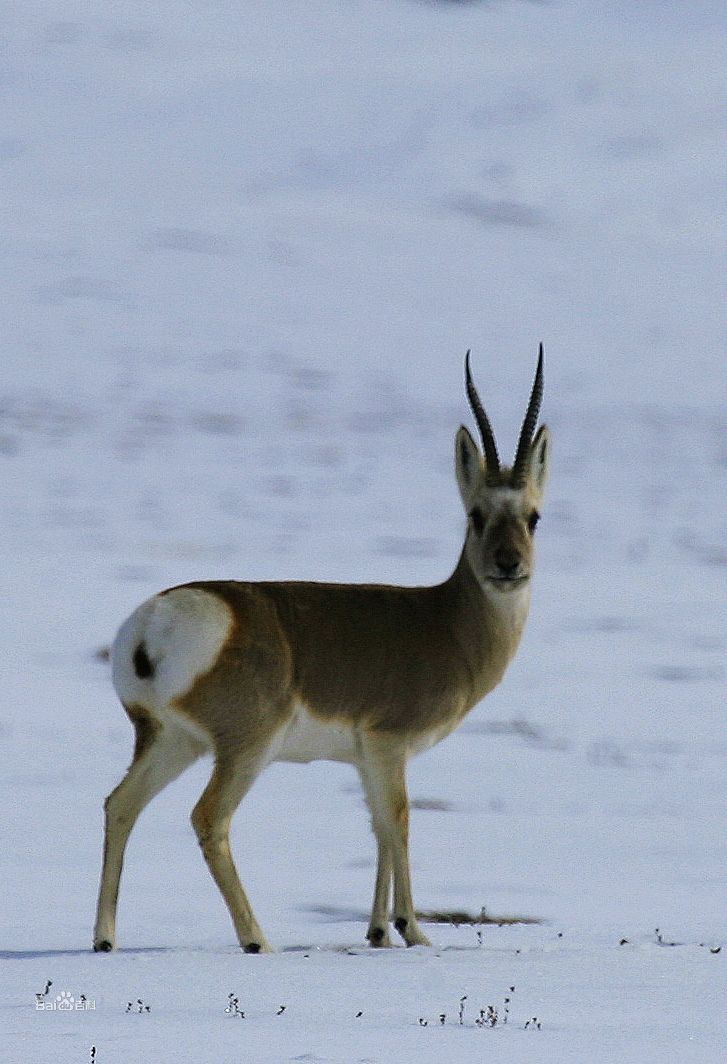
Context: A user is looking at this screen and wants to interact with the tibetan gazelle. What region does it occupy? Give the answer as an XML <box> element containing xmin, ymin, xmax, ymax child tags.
<box><xmin>94</xmin><ymin>348</ymin><xmax>550</xmax><ymax>953</ymax></box>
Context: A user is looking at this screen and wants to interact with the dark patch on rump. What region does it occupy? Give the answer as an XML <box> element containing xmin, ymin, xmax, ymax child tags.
<box><xmin>133</xmin><ymin>642</ymin><xmax>154</xmax><ymax>679</ymax></box>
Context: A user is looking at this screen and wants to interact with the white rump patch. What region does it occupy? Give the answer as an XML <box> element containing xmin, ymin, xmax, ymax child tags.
<box><xmin>112</xmin><ymin>587</ymin><xmax>233</xmax><ymax>736</ymax></box>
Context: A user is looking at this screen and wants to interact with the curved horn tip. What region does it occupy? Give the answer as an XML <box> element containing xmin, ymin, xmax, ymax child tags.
<box><xmin>511</xmin><ymin>342</ymin><xmax>546</xmax><ymax>482</ymax></box>
<box><xmin>463</xmin><ymin>348</ymin><xmax>501</xmax><ymax>476</ymax></box>
<box><xmin>531</xmin><ymin>341</ymin><xmax>545</xmax><ymax>399</ymax></box>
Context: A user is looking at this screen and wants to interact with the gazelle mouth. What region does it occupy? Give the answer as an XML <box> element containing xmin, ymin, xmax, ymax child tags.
<box><xmin>488</xmin><ymin>574</ymin><xmax>529</xmax><ymax>588</ymax></box>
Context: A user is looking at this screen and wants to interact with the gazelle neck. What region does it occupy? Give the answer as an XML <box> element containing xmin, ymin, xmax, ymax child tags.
<box><xmin>440</xmin><ymin>543</ymin><xmax>531</xmax><ymax>703</ymax></box>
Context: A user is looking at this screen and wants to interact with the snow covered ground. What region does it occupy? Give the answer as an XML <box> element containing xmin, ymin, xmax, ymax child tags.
<box><xmin>2</xmin><ymin>2</ymin><xmax>725</xmax><ymax>1061</ymax></box>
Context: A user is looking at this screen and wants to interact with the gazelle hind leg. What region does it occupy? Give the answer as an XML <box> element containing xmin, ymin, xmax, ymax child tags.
<box><xmin>190</xmin><ymin>751</ymin><xmax>272</xmax><ymax>953</ymax></box>
<box><xmin>93</xmin><ymin>706</ymin><xmax>204</xmax><ymax>951</ymax></box>
<box><xmin>358</xmin><ymin>734</ymin><xmax>432</xmax><ymax>948</ymax></box>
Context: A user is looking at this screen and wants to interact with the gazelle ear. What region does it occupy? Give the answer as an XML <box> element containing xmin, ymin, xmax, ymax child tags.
<box><xmin>526</xmin><ymin>425</ymin><xmax>550</xmax><ymax>495</ymax></box>
<box><xmin>455</xmin><ymin>425</ymin><xmax>483</xmax><ymax>505</ymax></box>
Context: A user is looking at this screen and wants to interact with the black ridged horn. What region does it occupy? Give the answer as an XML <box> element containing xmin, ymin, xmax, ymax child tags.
<box><xmin>465</xmin><ymin>350</ymin><xmax>500</xmax><ymax>481</ymax></box>
<box><xmin>511</xmin><ymin>343</ymin><xmax>544</xmax><ymax>485</ymax></box>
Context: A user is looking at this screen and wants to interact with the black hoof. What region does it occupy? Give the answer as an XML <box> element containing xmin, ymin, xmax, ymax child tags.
<box><xmin>394</xmin><ymin>917</ymin><xmax>408</xmax><ymax>934</ymax></box>
<box><xmin>244</xmin><ymin>942</ymin><xmax>261</xmax><ymax>954</ymax></box>
<box><xmin>93</xmin><ymin>940</ymin><xmax>113</xmax><ymax>952</ymax></box>
<box><xmin>367</xmin><ymin>927</ymin><xmax>386</xmax><ymax>945</ymax></box>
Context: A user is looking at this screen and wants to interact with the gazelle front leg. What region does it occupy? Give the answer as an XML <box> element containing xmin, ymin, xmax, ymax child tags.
<box><xmin>364</xmin><ymin>827</ymin><xmax>393</xmax><ymax>947</ymax></box>
<box><xmin>357</xmin><ymin>733</ymin><xmax>432</xmax><ymax>948</ymax></box>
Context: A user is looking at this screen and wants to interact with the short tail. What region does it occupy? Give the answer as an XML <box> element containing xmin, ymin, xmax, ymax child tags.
<box><xmin>132</xmin><ymin>642</ymin><xmax>155</xmax><ymax>680</ymax></box>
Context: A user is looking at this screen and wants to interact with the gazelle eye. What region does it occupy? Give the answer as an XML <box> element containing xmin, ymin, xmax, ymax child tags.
<box><xmin>470</xmin><ymin>508</ymin><xmax>484</xmax><ymax>535</ymax></box>
<box><xmin>527</xmin><ymin>510</ymin><xmax>540</xmax><ymax>534</ymax></box>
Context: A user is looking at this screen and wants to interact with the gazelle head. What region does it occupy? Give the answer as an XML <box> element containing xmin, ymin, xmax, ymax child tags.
<box><xmin>456</xmin><ymin>346</ymin><xmax>550</xmax><ymax>593</ymax></box>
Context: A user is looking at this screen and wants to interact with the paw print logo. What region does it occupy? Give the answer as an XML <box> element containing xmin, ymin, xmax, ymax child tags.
<box><xmin>56</xmin><ymin>991</ymin><xmax>75</xmax><ymax>1010</ymax></box>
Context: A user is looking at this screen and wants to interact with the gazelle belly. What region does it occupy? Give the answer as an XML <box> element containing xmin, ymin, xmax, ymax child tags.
<box><xmin>406</xmin><ymin>719</ymin><xmax>459</xmax><ymax>759</ymax></box>
<box><xmin>274</xmin><ymin>703</ymin><xmax>357</xmax><ymax>764</ymax></box>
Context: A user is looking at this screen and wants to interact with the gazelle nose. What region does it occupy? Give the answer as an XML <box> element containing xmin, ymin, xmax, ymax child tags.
<box><xmin>495</xmin><ymin>550</ymin><xmax>520</xmax><ymax>577</ymax></box>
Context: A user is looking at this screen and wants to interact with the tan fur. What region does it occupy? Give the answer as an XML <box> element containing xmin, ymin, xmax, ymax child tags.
<box><xmin>93</xmin><ymin>356</ymin><xmax>550</xmax><ymax>954</ymax></box>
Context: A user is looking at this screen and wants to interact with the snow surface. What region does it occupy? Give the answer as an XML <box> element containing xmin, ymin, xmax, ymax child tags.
<box><xmin>2</xmin><ymin>1</ymin><xmax>725</xmax><ymax>1061</ymax></box>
